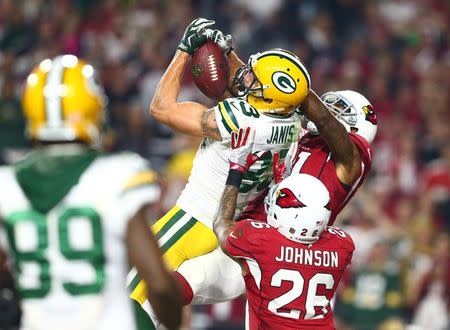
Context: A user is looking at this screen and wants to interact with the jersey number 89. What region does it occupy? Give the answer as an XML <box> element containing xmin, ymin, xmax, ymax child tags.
<box><xmin>5</xmin><ymin>207</ymin><xmax>105</xmax><ymax>299</ymax></box>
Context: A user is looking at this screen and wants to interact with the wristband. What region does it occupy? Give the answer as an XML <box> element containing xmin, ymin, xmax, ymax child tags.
<box><xmin>226</xmin><ymin>169</ymin><xmax>244</xmax><ymax>188</ymax></box>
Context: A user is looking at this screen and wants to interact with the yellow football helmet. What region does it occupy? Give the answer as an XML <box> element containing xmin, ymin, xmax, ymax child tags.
<box><xmin>22</xmin><ymin>55</ymin><xmax>106</xmax><ymax>144</ymax></box>
<box><xmin>231</xmin><ymin>49</ymin><xmax>310</xmax><ymax>114</ymax></box>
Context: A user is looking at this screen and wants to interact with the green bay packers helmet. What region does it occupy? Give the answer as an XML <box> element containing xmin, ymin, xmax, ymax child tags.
<box><xmin>231</xmin><ymin>49</ymin><xmax>311</xmax><ymax>114</ymax></box>
<box><xmin>22</xmin><ymin>55</ymin><xmax>106</xmax><ymax>144</ymax></box>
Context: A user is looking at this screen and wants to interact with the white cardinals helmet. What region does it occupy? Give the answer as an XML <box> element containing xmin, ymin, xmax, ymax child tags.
<box><xmin>306</xmin><ymin>90</ymin><xmax>378</xmax><ymax>144</ymax></box>
<box><xmin>264</xmin><ymin>173</ymin><xmax>331</xmax><ymax>244</ymax></box>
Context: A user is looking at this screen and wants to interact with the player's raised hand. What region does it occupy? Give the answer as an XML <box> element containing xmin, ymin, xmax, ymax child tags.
<box><xmin>273</xmin><ymin>143</ymin><xmax>294</xmax><ymax>183</ymax></box>
<box><xmin>199</xmin><ymin>28</ymin><xmax>233</xmax><ymax>55</ymax></box>
<box><xmin>230</xmin><ymin>127</ymin><xmax>266</xmax><ymax>173</ymax></box>
<box><xmin>178</xmin><ymin>18</ymin><xmax>215</xmax><ymax>54</ymax></box>
<box><xmin>273</xmin><ymin>152</ymin><xmax>286</xmax><ymax>184</ymax></box>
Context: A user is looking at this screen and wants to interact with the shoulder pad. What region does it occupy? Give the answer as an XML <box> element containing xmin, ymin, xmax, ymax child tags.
<box><xmin>215</xmin><ymin>98</ymin><xmax>261</xmax><ymax>138</ymax></box>
<box><xmin>85</xmin><ymin>152</ymin><xmax>156</xmax><ymax>193</ymax></box>
<box><xmin>224</xmin><ymin>220</ymin><xmax>271</xmax><ymax>257</ymax></box>
<box><xmin>323</xmin><ymin>226</ymin><xmax>355</xmax><ymax>252</ymax></box>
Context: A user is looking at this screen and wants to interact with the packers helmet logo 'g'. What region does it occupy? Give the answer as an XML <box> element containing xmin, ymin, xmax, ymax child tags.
<box><xmin>191</xmin><ymin>64</ymin><xmax>203</xmax><ymax>77</ymax></box>
<box><xmin>362</xmin><ymin>105</ymin><xmax>377</xmax><ymax>125</ymax></box>
<box><xmin>272</xmin><ymin>71</ymin><xmax>296</xmax><ymax>94</ymax></box>
<box><xmin>237</xmin><ymin>48</ymin><xmax>311</xmax><ymax>115</ymax></box>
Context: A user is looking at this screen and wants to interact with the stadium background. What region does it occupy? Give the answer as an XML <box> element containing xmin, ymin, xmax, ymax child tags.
<box><xmin>0</xmin><ymin>0</ymin><xmax>448</xmax><ymax>329</ymax></box>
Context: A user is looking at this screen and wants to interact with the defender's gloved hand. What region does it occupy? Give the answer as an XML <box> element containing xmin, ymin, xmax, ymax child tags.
<box><xmin>273</xmin><ymin>143</ymin><xmax>295</xmax><ymax>183</ymax></box>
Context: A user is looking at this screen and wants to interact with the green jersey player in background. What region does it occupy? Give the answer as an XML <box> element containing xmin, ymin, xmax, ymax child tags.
<box><xmin>0</xmin><ymin>55</ymin><xmax>181</xmax><ymax>330</ymax></box>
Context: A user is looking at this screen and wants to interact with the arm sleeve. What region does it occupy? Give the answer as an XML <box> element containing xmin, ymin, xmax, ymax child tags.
<box><xmin>223</xmin><ymin>220</ymin><xmax>262</xmax><ymax>259</ymax></box>
<box><xmin>349</xmin><ymin>133</ymin><xmax>372</xmax><ymax>169</ymax></box>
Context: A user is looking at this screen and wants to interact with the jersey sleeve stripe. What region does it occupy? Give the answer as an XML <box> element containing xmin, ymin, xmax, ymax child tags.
<box><xmin>222</xmin><ymin>101</ymin><xmax>240</xmax><ymax>131</ymax></box>
<box><xmin>218</xmin><ymin>102</ymin><xmax>239</xmax><ymax>133</ymax></box>
<box><xmin>122</xmin><ymin>170</ymin><xmax>157</xmax><ymax>191</ymax></box>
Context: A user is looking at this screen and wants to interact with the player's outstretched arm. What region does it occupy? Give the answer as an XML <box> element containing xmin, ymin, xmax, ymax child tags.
<box><xmin>149</xmin><ymin>18</ymin><xmax>221</xmax><ymax>141</ymax></box>
<box><xmin>301</xmin><ymin>90</ymin><xmax>361</xmax><ymax>184</ymax></box>
<box><xmin>214</xmin><ymin>183</ymin><xmax>240</xmax><ymax>247</ymax></box>
<box><xmin>126</xmin><ymin>207</ymin><xmax>182</xmax><ymax>330</ymax></box>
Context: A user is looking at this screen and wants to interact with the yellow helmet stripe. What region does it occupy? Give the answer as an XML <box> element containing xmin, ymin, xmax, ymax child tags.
<box><xmin>257</xmin><ymin>50</ymin><xmax>311</xmax><ymax>88</ymax></box>
<box><xmin>44</xmin><ymin>56</ymin><xmax>65</xmax><ymax>128</ymax></box>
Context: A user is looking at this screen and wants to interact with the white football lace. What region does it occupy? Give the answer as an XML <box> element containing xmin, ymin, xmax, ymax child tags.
<box><xmin>208</xmin><ymin>54</ymin><xmax>218</xmax><ymax>81</ymax></box>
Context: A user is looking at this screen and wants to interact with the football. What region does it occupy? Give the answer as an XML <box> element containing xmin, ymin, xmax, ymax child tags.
<box><xmin>190</xmin><ymin>40</ymin><xmax>230</xmax><ymax>100</ymax></box>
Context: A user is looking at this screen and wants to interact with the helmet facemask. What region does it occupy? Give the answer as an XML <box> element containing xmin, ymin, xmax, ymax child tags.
<box><xmin>305</xmin><ymin>92</ymin><xmax>359</xmax><ymax>136</ymax></box>
<box><xmin>321</xmin><ymin>92</ymin><xmax>358</xmax><ymax>129</ymax></box>
<box><xmin>230</xmin><ymin>59</ymin><xmax>265</xmax><ymax>99</ymax></box>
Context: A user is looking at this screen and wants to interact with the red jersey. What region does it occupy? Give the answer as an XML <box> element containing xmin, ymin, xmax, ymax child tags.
<box><xmin>224</xmin><ymin>220</ymin><xmax>354</xmax><ymax>330</ymax></box>
<box><xmin>290</xmin><ymin>133</ymin><xmax>372</xmax><ymax>224</ymax></box>
<box><xmin>240</xmin><ymin>133</ymin><xmax>372</xmax><ymax>225</ymax></box>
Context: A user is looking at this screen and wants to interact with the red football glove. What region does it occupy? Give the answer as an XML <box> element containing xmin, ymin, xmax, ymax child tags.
<box><xmin>273</xmin><ymin>152</ymin><xmax>286</xmax><ymax>184</ymax></box>
<box><xmin>229</xmin><ymin>127</ymin><xmax>266</xmax><ymax>173</ymax></box>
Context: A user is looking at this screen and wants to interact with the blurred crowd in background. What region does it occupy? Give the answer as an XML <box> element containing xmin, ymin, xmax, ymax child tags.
<box><xmin>0</xmin><ymin>0</ymin><xmax>449</xmax><ymax>329</ymax></box>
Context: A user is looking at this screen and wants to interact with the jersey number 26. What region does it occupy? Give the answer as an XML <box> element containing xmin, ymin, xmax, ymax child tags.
<box><xmin>268</xmin><ymin>269</ymin><xmax>335</xmax><ymax>320</ymax></box>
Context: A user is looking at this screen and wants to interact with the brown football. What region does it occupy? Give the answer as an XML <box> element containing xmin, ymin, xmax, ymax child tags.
<box><xmin>190</xmin><ymin>40</ymin><xmax>230</xmax><ymax>100</ymax></box>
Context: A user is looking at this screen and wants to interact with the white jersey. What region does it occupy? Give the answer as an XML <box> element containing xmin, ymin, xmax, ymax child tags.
<box><xmin>177</xmin><ymin>97</ymin><xmax>301</xmax><ymax>227</ymax></box>
<box><xmin>0</xmin><ymin>146</ymin><xmax>159</xmax><ymax>330</ymax></box>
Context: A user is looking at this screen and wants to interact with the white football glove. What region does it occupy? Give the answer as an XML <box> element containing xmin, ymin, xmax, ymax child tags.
<box><xmin>199</xmin><ymin>28</ymin><xmax>233</xmax><ymax>55</ymax></box>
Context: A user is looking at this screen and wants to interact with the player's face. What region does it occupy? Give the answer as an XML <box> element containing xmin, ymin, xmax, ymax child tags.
<box><xmin>242</xmin><ymin>70</ymin><xmax>256</xmax><ymax>88</ymax></box>
<box><xmin>231</xmin><ymin>64</ymin><xmax>262</xmax><ymax>97</ymax></box>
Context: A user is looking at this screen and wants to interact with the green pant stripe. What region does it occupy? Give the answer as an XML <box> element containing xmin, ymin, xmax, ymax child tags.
<box><xmin>128</xmin><ymin>271</ymin><xmax>141</xmax><ymax>292</ymax></box>
<box><xmin>128</xmin><ymin>215</ymin><xmax>197</xmax><ymax>293</ymax></box>
<box><xmin>160</xmin><ymin>217</ymin><xmax>197</xmax><ymax>253</ymax></box>
<box><xmin>155</xmin><ymin>209</ymin><xmax>186</xmax><ymax>240</ymax></box>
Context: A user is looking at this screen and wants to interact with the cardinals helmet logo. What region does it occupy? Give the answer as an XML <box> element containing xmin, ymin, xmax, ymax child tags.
<box><xmin>276</xmin><ymin>188</ymin><xmax>306</xmax><ymax>208</ymax></box>
<box><xmin>362</xmin><ymin>105</ymin><xmax>377</xmax><ymax>125</ymax></box>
